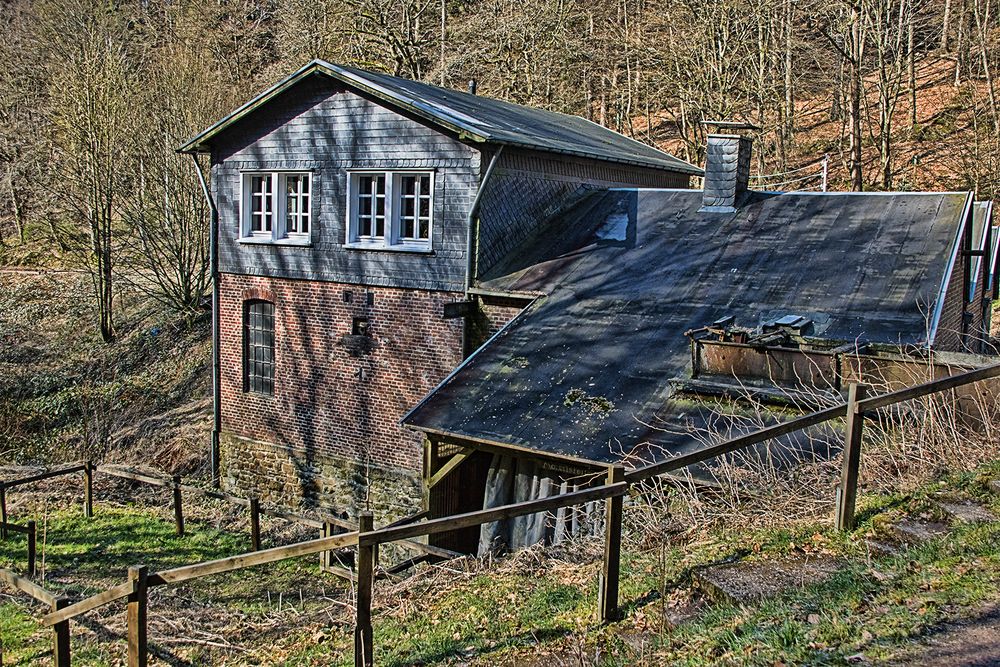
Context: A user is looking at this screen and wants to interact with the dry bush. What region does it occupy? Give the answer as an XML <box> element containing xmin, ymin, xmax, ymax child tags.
<box><xmin>622</xmin><ymin>352</ymin><xmax>1000</xmax><ymax>542</ymax></box>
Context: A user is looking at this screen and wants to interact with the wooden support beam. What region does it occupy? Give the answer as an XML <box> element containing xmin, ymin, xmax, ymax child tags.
<box><xmin>835</xmin><ymin>383</ymin><xmax>868</xmax><ymax>531</ymax></box>
<box><xmin>172</xmin><ymin>476</ymin><xmax>184</xmax><ymax>537</ymax></box>
<box><xmin>598</xmin><ymin>465</ymin><xmax>625</xmax><ymax>624</ymax></box>
<box><xmin>0</xmin><ymin>567</ymin><xmax>57</xmax><ymax>605</ymax></box>
<box><xmin>2</xmin><ymin>464</ymin><xmax>87</xmax><ymax>490</ymax></box>
<box><xmin>147</xmin><ymin>532</ymin><xmax>360</xmax><ymax>587</ymax></box>
<box><xmin>320</xmin><ymin>521</ymin><xmax>339</xmax><ymax>571</ymax></box>
<box><xmin>422</xmin><ymin>438</ymin><xmax>437</xmax><ymax>511</ymax></box>
<box><xmin>362</xmin><ymin>482</ymin><xmax>628</xmax><ymax>546</ymax></box>
<box><xmin>250</xmin><ymin>498</ymin><xmax>261</xmax><ymax>551</ymax></box>
<box><xmin>51</xmin><ymin>596</ymin><xmax>71</xmax><ymax>667</ymax></box>
<box><xmin>126</xmin><ymin>565</ymin><xmax>148</xmax><ymax>667</ymax></box>
<box><xmin>41</xmin><ymin>580</ymin><xmax>133</xmax><ymax>627</ymax></box>
<box><xmin>83</xmin><ymin>462</ymin><xmax>94</xmax><ymax>518</ymax></box>
<box><xmin>26</xmin><ymin>520</ymin><xmax>36</xmax><ymax>578</ymax></box>
<box><xmin>354</xmin><ymin>512</ymin><xmax>374</xmax><ymax>667</ymax></box>
<box><xmin>428</xmin><ymin>449</ymin><xmax>472</xmax><ymax>488</ymax></box>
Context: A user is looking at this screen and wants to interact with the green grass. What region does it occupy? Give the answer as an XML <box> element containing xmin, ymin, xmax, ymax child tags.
<box><xmin>274</xmin><ymin>466</ymin><xmax>1000</xmax><ymax>666</ymax></box>
<box><xmin>2</xmin><ymin>468</ymin><xmax>999</xmax><ymax>665</ymax></box>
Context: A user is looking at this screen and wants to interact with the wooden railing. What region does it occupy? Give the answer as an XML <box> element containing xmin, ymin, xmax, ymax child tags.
<box><xmin>2</xmin><ymin>361</ymin><xmax>1000</xmax><ymax>666</ymax></box>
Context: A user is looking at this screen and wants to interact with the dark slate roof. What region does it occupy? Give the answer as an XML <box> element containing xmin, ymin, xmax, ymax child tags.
<box><xmin>178</xmin><ymin>60</ymin><xmax>700</xmax><ymax>175</ymax></box>
<box><xmin>403</xmin><ymin>189</ymin><xmax>972</xmax><ymax>466</ymax></box>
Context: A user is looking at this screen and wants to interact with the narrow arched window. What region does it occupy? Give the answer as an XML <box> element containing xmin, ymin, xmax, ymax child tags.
<box><xmin>243</xmin><ymin>300</ymin><xmax>275</xmax><ymax>395</ymax></box>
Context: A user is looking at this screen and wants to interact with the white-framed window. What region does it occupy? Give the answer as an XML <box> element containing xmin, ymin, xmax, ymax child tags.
<box><xmin>240</xmin><ymin>172</ymin><xmax>312</xmax><ymax>242</ymax></box>
<box><xmin>346</xmin><ymin>171</ymin><xmax>433</xmax><ymax>250</ymax></box>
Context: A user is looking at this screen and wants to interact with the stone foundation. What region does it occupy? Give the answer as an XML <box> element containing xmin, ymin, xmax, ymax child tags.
<box><xmin>220</xmin><ymin>432</ymin><xmax>422</xmax><ymax>524</ymax></box>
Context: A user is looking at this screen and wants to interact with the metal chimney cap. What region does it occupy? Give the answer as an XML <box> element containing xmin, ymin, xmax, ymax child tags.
<box><xmin>700</xmin><ymin>120</ymin><xmax>761</xmax><ymax>132</ymax></box>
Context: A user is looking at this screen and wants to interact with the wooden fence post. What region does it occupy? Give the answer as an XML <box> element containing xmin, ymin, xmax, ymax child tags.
<box><xmin>598</xmin><ymin>465</ymin><xmax>625</xmax><ymax>624</ymax></box>
<box><xmin>835</xmin><ymin>382</ymin><xmax>868</xmax><ymax>531</ymax></box>
<box><xmin>354</xmin><ymin>511</ymin><xmax>374</xmax><ymax>667</ymax></box>
<box><xmin>1</xmin><ymin>483</ymin><xmax>7</xmax><ymax>539</ymax></box>
<box><xmin>26</xmin><ymin>521</ymin><xmax>36</xmax><ymax>578</ymax></box>
<box><xmin>320</xmin><ymin>521</ymin><xmax>337</xmax><ymax>570</ymax></box>
<box><xmin>126</xmin><ymin>565</ymin><xmax>148</xmax><ymax>667</ymax></box>
<box><xmin>51</xmin><ymin>595</ymin><xmax>71</xmax><ymax>667</ymax></box>
<box><xmin>83</xmin><ymin>462</ymin><xmax>94</xmax><ymax>518</ymax></box>
<box><xmin>249</xmin><ymin>498</ymin><xmax>261</xmax><ymax>551</ymax></box>
<box><xmin>172</xmin><ymin>476</ymin><xmax>184</xmax><ymax>537</ymax></box>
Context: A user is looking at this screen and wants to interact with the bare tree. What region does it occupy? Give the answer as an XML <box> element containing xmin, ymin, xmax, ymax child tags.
<box><xmin>42</xmin><ymin>0</ymin><xmax>142</xmax><ymax>341</ymax></box>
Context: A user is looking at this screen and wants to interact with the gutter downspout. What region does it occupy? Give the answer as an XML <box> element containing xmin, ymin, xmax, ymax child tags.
<box><xmin>462</xmin><ymin>146</ymin><xmax>504</xmax><ymax>359</ymax></box>
<box><xmin>466</xmin><ymin>145</ymin><xmax>504</xmax><ymax>291</ymax></box>
<box><xmin>190</xmin><ymin>152</ymin><xmax>222</xmax><ymax>488</ymax></box>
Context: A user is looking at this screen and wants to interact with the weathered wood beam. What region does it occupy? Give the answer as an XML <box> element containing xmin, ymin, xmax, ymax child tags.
<box><xmin>0</xmin><ymin>567</ymin><xmax>56</xmax><ymax>605</ymax></box>
<box><xmin>2</xmin><ymin>464</ymin><xmax>86</xmax><ymax>489</ymax></box>
<box><xmin>361</xmin><ymin>483</ymin><xmax>628</xmax><ymax>546</ymax></box>
<box><xmin>428</xmin><ymin>449</ymin><xmax>472</xmax><ymax>488</ymax></box>
<box><xmin>148</xmin><ymin>532</ymin><xmax>360</xmax><ymax>586</ymax></box>
<box><xmin>835</xmin><ymin>383</ymin><xmax>868</xmax><ymax>531</ymax></box>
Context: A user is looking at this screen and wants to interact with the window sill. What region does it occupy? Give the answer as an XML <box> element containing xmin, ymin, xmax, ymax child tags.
<box><xmin>342</xmin><ymin>242</ymin><xmax>433</xmax><ymax>254</ymax></box>
<box><xmin>238</xmin><ymin>236</ymin><xmax>313</xmax><ymax>247</ymax></box>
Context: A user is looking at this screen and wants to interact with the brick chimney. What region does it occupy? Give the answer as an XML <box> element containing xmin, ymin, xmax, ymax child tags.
<box><xmin>699</xmin><ymin>121</ymin><xmax>758</xmax><ymax>213</ymax></box>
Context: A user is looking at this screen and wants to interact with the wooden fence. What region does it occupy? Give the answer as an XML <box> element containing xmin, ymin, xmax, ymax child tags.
<box><xmin>2</xmin><ymin>362</ymin><xmax>1000</xmax><ymax>666</ymax></box>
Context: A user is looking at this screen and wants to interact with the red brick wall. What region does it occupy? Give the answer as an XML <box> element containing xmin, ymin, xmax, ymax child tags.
<box><xmin>218</xmin><ymin>273</ymin><xmax>465</xmax><ymax>472</ymax></box>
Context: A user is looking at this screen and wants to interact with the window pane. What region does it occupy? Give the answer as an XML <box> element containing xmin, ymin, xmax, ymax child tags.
<box><xmin>401</xmin><ymin>176</ymin><xmax>416</xmax><ymax>196</ymax></box>
<box><xmin>244</xmin><ymin>301</ymin><xmax>275</xmax><ymax>395</ymax></box>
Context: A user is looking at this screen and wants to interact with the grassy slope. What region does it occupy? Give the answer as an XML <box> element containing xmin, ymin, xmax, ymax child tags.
<box><xmin>273</xmin><ymin>463</ymin><xmax>1000</xmax><ymax>666</ymax></box>
<box><xmin>0</xmin><ymin>271</ymin><xmax>211</xmax><ymax>471</ymax></box>
<box><xmin>3</xmin><ymin>462</ymin><xmax>994</xmax><ymax>666</ymax></box>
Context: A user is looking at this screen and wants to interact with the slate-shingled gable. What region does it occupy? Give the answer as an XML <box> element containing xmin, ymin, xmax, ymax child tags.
<box><xmin>179</xmin><ymin>59</ymin><xmax>701</xmax><ymax>177</ymax></box>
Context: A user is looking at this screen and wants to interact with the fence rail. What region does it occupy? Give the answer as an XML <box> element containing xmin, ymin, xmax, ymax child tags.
<box><xmin>3</xmin><ymin>360</ymin><xmax>999</xmax><ymax>667</ymax></box>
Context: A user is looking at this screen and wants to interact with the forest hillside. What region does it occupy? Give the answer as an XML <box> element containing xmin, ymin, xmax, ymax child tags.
<box><xmin>2</xmin><ymin>0</ymin><xmax>999</xmax><ymax>465</ymax></box>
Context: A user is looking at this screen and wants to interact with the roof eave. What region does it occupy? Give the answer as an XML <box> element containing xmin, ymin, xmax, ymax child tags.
<box><xmin>177</xmin><ymin>60</ymin><xmax>701</xmax><ymax>177</ymax></box>
<box><xmin>176</xmin><ymin>60</ymin><xmax>494</xmax><ymax>154</ymax></box>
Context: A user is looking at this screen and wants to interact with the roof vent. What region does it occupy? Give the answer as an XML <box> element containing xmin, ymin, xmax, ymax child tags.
<box><xmin>699</xmin><ymin>121</ymin><xmax>758</xmax><ymax>214</ymax></box>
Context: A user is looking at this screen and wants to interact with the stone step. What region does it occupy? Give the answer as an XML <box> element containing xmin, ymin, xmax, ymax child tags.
<box><xmin>889</xmin><ymin>518</ymin><xmax>950</xmax><ymax>546</ymax></box>
<box><xmin>694</xmin><ymin>555</ymin><xmax>842</xmax><ymax>605</ymax></box>
<box><xmin>933</xmin><ymin>499</ymin><xmax>997</xmax><ymax>524</ymax></box>
<box><xmin>864</xmin><ymin>538</ymin><xmax>903</xmax><ymax>558</ymax></box>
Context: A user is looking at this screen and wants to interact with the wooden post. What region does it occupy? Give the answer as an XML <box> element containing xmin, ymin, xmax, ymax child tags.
<box><xmin>320</xmin><ymin>521</ymin><xmax>337</xmax><ymax>570</ymax></box>
<box><xmin>598</xmin><ymin>465</ymin><xmax>625</xmax><ymax>624</ymax></box>
<box><xmin>126</xmin><ymin>565</ymin><xmax>148</xmax><ymax>667</ymax></box>
<box><xmin>51</xmin><ymin>596</ymin><xmax>71</xmax><ymax>667</ymax></box>
<box><xmin>835</xmin><ymin>382</ymin><xmax>868</xmax><ymax>531</ymax></box>
<box><xmin>1</xmin><ymin>483</ymin><xmax>7</xmax><ymax>539</ymax></box>
<box><xmin>83</xmin><ymin>462</ymin><xmax>94</xmax><ymax>518</ymax></box>
<box><xmin>354</xmin><ymin>512</ymin><xmax>374</xmax><ymax>667</ymax></box>
<box><xmin>172</xmin><ymin>476</ymin><xmax>184</xmax><ymax>537</ymax></box>
<box><xmin>26</xmin><ymin>520</ymin><xmax>36</xmax><ymax>578</ymax></box>
<box><xmin>249</xmin><ymin>498</ymin><xmax>261</xmax><ymax>551</ymax></box>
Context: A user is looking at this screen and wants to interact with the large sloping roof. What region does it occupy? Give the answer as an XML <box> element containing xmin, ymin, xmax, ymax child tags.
<box><xmin>403</xmin><ymin>189</ymin><xmax>972</xmax><ymax>466</ymax></box>
<box><xmin>178</xmin><ymin>60</ymin><xmax>700</xmax><ymax>175</ymax></box>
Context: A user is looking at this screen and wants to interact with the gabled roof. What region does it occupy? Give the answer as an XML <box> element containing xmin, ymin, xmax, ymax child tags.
<box><xmin>178</xmin><ymin>60</ymin><xmax>701</xmax><ymax>175</ymax></box>
<box><xmin>403</xmin><ymin>189</ymin><xmax>974</xmax><ymax>467</ymax></box>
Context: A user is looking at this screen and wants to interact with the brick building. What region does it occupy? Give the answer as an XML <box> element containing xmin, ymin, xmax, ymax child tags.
<box><xmin>179</xmin><ymin>60</ymin><xmax>699</xmax><ymax>522</ymax></box>
<box><xmin>182</xmin><ymin>64</ymin><xmax>995</xmax><ymax>549</ymax></box>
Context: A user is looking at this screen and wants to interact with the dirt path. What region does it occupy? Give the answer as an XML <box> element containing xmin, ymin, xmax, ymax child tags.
<box><xmin>895</xmin><ymin>603</ymin><xmax>1000</xmax><ymax>666</ymax></box>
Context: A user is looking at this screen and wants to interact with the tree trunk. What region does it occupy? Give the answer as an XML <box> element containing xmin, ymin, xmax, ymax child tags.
<box><xmin>849</xmin><ymin>3</ymin><xmax>864</xmax><ymax>191</ymax></box>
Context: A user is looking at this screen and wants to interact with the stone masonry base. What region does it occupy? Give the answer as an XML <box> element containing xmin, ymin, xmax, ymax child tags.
<box><xmin>220</xmin><ymin>432</ymin><xmax>422</xmax><ymax>525</ymax></box>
